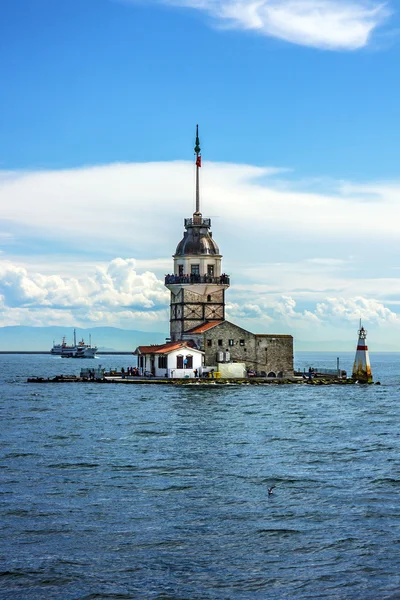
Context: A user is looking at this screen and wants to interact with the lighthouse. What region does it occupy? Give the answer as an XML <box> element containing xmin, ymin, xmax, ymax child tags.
<box><xmin>352</xmin><ymin>321</ymin><xmax>373</xmax><ymax>383</ymax></box>
<box><xmin>136</xmin><ymin>127</ymin><xmax>294</xmax><ymax>377</ymax></box>
<box><xmin>165</xmin><ymin>125</ymin><xmax>230</xmax><ymax>342</ymax></box>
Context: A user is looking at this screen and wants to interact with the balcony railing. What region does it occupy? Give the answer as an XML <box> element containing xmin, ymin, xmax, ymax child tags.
<box><xmin>184</xmin><ymin>217</ymin><xmax>211</xmax><ymax>228</ymax></box>
<box><xmin>165</xmin><ymin>274</ymin><xmax>230</xmax><ymax>286</ymax></box>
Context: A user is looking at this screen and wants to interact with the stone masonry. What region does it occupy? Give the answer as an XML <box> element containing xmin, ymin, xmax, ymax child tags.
<box><xmin>170</xmin><ymin>287</ymin><xmax>226</xmax><ymax>340</ymax></box>
<box><xmin>200</xmin><ymin>321</ymin><xmax>293</xmax><ymax>376</ymax></box>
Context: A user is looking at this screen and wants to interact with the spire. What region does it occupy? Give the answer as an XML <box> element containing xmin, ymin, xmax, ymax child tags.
<box><xmin>194</xmin><ymin>124</ymin><xmax>201</xmax><ymax>155</ymax></box>
<box><xmin>194</xmin><ymin>124</ymin><xmax>201</xmax><ymax>215</ymax></box>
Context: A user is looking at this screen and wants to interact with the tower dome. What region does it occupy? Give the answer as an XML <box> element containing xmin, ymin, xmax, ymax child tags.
<box><xmin>175</xmin><ymin>218</ymin><xmax>220</xmax><ymax>256</ymax></box>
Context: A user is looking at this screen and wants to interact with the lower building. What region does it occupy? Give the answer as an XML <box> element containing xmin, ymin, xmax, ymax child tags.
<box><xmin>135</xmin><ymin>341</ymin><xmax>204</xmax><ymax>378</ymax></box>
<box><xmin>182</xmin><ymin>320</ymin><xmax>293</xmax><ymax>377</ymax></box>
<box><xmin>134</xmin><ymin>321</ymin><xmax>293</xmax><ymax>378</ymax></box>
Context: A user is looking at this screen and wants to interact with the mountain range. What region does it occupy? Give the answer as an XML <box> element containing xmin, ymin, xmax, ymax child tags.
<box><xmin>0</xmin><ymin>326</ymin><xmax>168</xmax><ymax>352</ymax></box>
<box><xmin>0</xmin><ymin>326</ymin><xmax>395</xmax><ymax>353</ymax></box>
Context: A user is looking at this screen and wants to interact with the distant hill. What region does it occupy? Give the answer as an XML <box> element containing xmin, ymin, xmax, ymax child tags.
<box><xmin>0</xmin><ymin>326</ymin><xmax>394</xmax><ymax>353</ymax></box>
<box><xmin>295</xmin><ymin>339</ymin><xmax>397</xmax><ymax>352</ymax></box>
<box><xmin>0</xmin><ymin>326</ymin><xmax>168</xmax><ymax>352</ymax></box>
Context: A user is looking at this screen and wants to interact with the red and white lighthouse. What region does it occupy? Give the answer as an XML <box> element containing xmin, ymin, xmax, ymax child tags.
<box><xmin>352</xmin><ymin>321</ymin><xmax>373</xmax><ymax>383</ymax></box>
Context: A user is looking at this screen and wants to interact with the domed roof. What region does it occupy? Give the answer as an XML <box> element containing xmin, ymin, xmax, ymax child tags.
<box><xmin>175</xmin><ymin>226</ymin><xmax>220</xmax><ymax>256</ymax></box>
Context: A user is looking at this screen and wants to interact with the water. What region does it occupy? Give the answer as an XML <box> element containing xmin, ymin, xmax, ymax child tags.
<box><xmin>1</xmin><ymin>353</ymin><xmax>399</xmax><ymax>599</ymax></box>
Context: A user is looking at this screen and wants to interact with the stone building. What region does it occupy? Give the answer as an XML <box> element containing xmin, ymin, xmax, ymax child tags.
<box><xmin>136</xmin><ymin>127</ymin><xmax>294</xmax><ymax>377</ymax></box>
<box><xmin>182</xmin><ymin>321</ymin><xmax>293</xmax><ymax>377</ymax></box>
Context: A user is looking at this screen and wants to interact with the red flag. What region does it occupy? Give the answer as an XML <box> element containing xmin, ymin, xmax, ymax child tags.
<box><xmin>196</xmin><ymin>155</ymin><xmax>202</xmax><ymax>168</ymax></box>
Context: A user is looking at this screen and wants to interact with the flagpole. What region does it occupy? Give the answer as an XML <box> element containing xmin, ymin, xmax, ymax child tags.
<box><xmin>194</xmin><ymin>124</ymin><xmax>201</xmax><ymax>214</ymax></box>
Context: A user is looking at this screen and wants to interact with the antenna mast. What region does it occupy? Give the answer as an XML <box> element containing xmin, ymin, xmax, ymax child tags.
<box><xmin>194</xmin><ymin>124</ymin><xmax>201</xmax><ymax>214</ymax></box>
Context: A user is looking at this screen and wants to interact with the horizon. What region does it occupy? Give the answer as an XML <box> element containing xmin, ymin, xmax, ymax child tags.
<box><xmin>0</xmin><ymin>324</ymin><xmax>393</xmax><ymax>353</ymax></box>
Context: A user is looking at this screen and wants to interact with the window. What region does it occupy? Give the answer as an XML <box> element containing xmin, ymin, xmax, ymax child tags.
<box><xmin>207</xmin><ymin>265</ymin><xmax>214</xmax><ymax>276</ymax></box>
<box><xmin>207</xmin><ymin>295</ymin><xmax>212</xmax><ymax>302</ymax></box>
<box><xmin>218</xmin><ymin>339</ymin><xmax>223</xmax><ymax>346</ymax></box>
<box><xmin>178</xmin><ymin>265</ymin><xmax>184</xmax><ymax>275</ymax></box>
<box><xmin>158</xmin><ymin>356</ymin><xmax>167</xmax><ymax>369</ymax></box>
<box><xmin>191</xmin><ymin>265</ymin><xmax>200</xmax><ymax>275</ymax></box>
<box><xmin>228</xmin><ymin>339</ymin><xmax>234</xmax><ymax>346</ymax></box>
<box><xmin>207</xmin><ymin>339</ymin><xmax>212</xmax><ymax>347</ymax></box>
<box><xmin>176</xmin><ymin>355</ymin><xmax>184</xmax><ymax>369</ymax></box>
<box><xmin>186</xmin><ymin>355</ymin><xmax>193</xmax><ymax>369</ymax></box>
<box><xmin>240</xmin><ymin>339</ymin><xmax>245</xmax><ymax>346</ymax></box>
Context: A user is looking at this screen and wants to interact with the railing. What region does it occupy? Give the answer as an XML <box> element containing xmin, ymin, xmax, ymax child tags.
<box><xmin>165</xmin><ymin>274</ymin><xmax>230</xmax><ymax>285</ymax></box>
<box><xmin>184</xmin><ymin>218</ymin><xmax>211</xmax><ymax>228</ymax></box>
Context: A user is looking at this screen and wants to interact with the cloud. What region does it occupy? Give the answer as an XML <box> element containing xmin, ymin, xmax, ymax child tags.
<box><xmin>1</xmin><ymin>255</ymin><xmax>400</xmax><ymax>349</ymax></box>
<box><xmin>2</xmin><ymin>160</ymin><xmax>400</xmax><ymax>345</ymax></box>
<box><xmin>140</xmin><ymin>0</ymin><xmax>391</xmax><ymax>50</ymax></box>
<box><xmin>2</xmin><ymin>160</ymin><xmax>400</xmax><ymax>267</ymax></box>
<box><xmin>315</xmin><ymin>296</ymin><xmax>400</xmax><ymax>323</ymax></box>
<box><xmin>0</xmin><ymin>258</ymin><xmax>169</xmax><ymax>327</ymax></box>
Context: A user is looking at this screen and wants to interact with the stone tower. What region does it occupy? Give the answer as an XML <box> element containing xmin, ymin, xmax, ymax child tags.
<box><xmin>165</xmin><ymin>126</ymin><xmax>230</xmax><ymax>342</ymax></box>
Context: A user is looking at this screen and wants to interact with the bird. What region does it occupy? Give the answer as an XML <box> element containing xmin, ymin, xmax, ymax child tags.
<box><xmin>268</xmin><ymin>485</ymin><xmax>276</xmax><ymax>496</ymax></box>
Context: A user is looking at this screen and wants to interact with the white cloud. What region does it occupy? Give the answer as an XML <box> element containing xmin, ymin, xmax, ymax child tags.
<box><xmin>315</xmin><ymin>296</ymin><xmax>399</xmax><ymax>323</ymax></box>
<box><xmin>140</xmin><ymin>0</ymin><xmax>391</xmax><ymax>50</ymax></box>
<box><xmin>2</xmin><ymin>160</ymin><xmax>400</xmax><ymax>345</ymax></box>
<box><xmin>0</xmin><ymin>258</ymin><xmax>169</xmax><ymax>327</ymax></box>
<box><xmin>230</xmin><ymin>293</ymin><xmax>400</xmax><ymax>325</ymax></box>
<box><xmin>2</xmin><ymin>160</ymin><xmax>400</xmax><ymax>264</ymax></box>
<box><xmin>1</xmin><ymin>255</ymin><xmax>400</xmax><ymax>347</ymax></box>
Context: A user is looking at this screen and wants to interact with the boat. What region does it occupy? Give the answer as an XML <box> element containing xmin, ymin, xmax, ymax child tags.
<box><xmin>51</xmin><ymin>329</ymin><xmax>98</xmax><ymax>358</ymax></box>
<box><xmin>50</xmin><ymin>336</ymin><xmax>75</xmax><ymax>355</ymax></box>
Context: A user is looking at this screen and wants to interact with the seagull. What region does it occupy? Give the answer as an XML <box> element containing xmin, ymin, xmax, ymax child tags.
<box><xmin>268</xmin><ymin>485</ymin><xmax>276</xmax><ymax>496</ymax></box>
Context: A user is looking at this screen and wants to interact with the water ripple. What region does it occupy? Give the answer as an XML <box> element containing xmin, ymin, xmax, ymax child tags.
<box><xmin>1</xmin><ymin>352</ymin><xmax>400</xmax><ymax>599</ymax></box>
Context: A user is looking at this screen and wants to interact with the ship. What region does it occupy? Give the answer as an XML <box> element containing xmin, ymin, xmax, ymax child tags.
<box><xmin>51</xmin><ymin>329</ymin><xmax>98</xmax><ymax>358</ymax></box>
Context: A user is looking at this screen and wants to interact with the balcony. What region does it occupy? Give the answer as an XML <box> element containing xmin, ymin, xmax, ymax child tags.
<box><xmin>165</xmin><ymin>274</ymin><xmax>230</xmax><ymax>286</ymax></box>
<box><xmin>184</xmin><ymin>217</ymin><xmax>211</xmax><ymax>228</ymax></box>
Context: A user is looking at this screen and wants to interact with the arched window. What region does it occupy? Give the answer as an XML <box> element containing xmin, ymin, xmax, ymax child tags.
<box><xmin>176</xmin><ymin>355</ymin><xmax>184</xmax><ymax>369</ymax></box>
<box><xmin>268</xmin><ymin>371</ymin><xmax>277</xmax><ymax>378</ymax></box>
<box><xmin>186</xmin><ymin>355</ymin><xmax>193</xmax><ymax>369</ymax></box>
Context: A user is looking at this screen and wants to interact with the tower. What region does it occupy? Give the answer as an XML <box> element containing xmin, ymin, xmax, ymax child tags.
<box><xmin>352</xmin><ymin>321</ymin><xmax>373</xmax><ymax>383</ymax></box>
<box><xmin>165</xmin><ymin>126</ymin><xmax>230</xmax><ymax>342</ymax></box>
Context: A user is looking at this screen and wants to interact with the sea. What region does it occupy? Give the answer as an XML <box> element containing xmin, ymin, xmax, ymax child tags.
<box><xmin>0</xmin><ymin>351</ymin><xmax>399</xmax><ymax>600</ymax></box>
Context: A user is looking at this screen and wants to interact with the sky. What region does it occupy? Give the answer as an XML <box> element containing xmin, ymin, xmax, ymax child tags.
<box><xmin>1</xmin><ymin>0</ymin><xmax>400</xmax><ymax>350</ymax></box>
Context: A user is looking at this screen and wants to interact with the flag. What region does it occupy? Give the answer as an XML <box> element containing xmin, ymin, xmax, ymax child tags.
<box><xmin>196</xmin><ymin>155</ymin><xmax>202</xmax><ymax>168</ymax></box>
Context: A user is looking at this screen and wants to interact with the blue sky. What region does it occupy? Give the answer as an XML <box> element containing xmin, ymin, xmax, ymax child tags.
<box><xmin>1</xmin><ymin>0</ymin><xmax>400</xmax><ymax>349</ymax></box>
<box><xmin>1</xmin><ymin>0</ymin><xmax>399</xmax><ymax>178</ymax></box>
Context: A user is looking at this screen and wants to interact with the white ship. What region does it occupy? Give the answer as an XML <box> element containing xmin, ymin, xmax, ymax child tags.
<box><xmin>51</xmin><ymin>329</ymin><xmax>98</xmax><ymax>358</ymax></box>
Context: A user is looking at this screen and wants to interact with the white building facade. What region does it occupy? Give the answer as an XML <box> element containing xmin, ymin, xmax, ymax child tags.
<box><xmin>135</xmin><ymin>342</ymin><xmax>204</xmax><ymax>378</ymax></box>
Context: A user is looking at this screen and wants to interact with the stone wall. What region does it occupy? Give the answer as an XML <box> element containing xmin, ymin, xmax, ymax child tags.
<box><xmin>170</xmin><ymin>287</ymin><xmax>225</xmax><ymax>340</ymax></box>
<box><xmin>202</xmin><ymin>321</ymin><xmax>293</xmax><ymax>375</ymax></box>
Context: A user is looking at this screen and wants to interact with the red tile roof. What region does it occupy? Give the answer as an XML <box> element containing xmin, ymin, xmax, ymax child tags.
<box><xmin>134</xmin><ymin>340</ymin><xmax>202</xmax><ymax>355</ymax></box>
<box><xmin>185</xmin><ymin>321</ymin><xmax>221</xmax><ymax>334</ymax></box>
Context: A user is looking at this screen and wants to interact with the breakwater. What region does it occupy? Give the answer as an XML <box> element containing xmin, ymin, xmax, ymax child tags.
<box><xmin>27</xmin><ymin>375</ymin><xmax>378</xmax><ymax>385</ymax></box>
